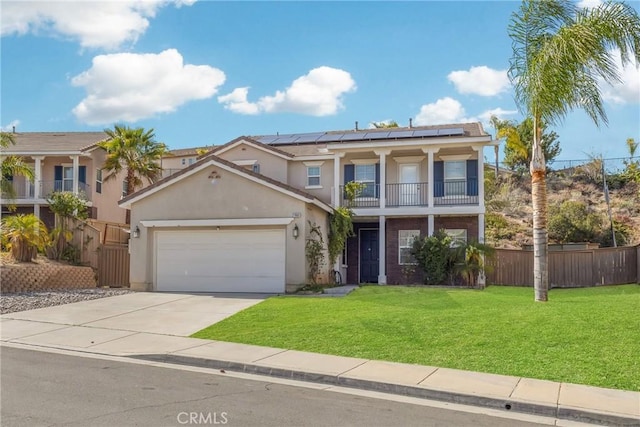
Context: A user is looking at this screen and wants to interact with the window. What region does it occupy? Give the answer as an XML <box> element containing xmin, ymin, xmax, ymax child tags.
<box><xmin>181</xmin><ymin>158</ymin><xmax>186</xmax><ymax>165</ymax></box>
<box><xmin>355</xmin><ymin>164</ymin><xmax>376</xmax><ymax>198</ymax></box>
<box><xmin>62</xmin><ymin>166</ymin><xmax>74</xmax><ymax>191</ymax></box>
<box><xmin>307</xmin><ymin>166</ymin><xmax>321</xmax><ymax>187</ymax></box>
<box><xmin>122</xmin><ymin>179</ymin><xmax>128</xmax><ymax>198</ymax></box>
<box><xmin>399</xmin><ymin>230</ymin><xmax>420</xmax><ymax>265</ymax></box>
<box><xmin>252</xmin><ymin>164</ymin><xmax>260</xmax><ymax>173</ymax></box>
<box><xmin>96</xmin><ymin>169</ymin><xmax>102</xmax><ymax>194</ymax></box>
<box><xmin>188</xmin><ymin>158</ymin><xmax>194</xmax><ymax>165</ymax></box>
<box><xmin>445</xmin><ymin>229</ymin><xmax>467</xmax><ymax>247</ymax></box>
<box><xmin>444</xmin><ymin>161</ymin><xmax>466</xmax><ymax>196</ymax></box>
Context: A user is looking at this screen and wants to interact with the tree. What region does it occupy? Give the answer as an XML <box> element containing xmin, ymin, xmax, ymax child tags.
<box><xmin>1</xmin><ymin>132</ymin><xmax>34</xmax><ymax>206</ymax></box>
<box><xmin>491</xmin><ymin>116</ymin><xmax>561</xmax><ymax>172</ymax></box>
<box><xmin>1</xmin><ymin>214</ymin><xmax>50</xmax><ymax>262</ymax></box>
<box><xmin>508</xmin><ymin>0</ymin><xmax>640</xmax><ymax>301</ymax></box>
<box><xmin>371</xmin><ymin>121</ymin><xmax>399</xmax><ymax>128</ymax></box>
<box><xmin>99</xmin><ymin>125</ymin><xmax>168</xmax><ymax>197</ymax></box>
<box><xmin>46</xmin><ymin>192</ymin><xmax>88</xmax><ymax>261</ymax></box>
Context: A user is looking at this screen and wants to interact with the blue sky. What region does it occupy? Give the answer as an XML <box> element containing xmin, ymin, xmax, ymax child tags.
<box><xmin>1</xmin><ymin>0</ymin><xmax>639</xmax><ymax>162</ymax></box>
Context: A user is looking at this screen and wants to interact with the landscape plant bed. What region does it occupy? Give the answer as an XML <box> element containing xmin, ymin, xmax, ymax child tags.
<box><xmin>192</xmin><ymin>285</ymin><xmax>640</xmax><ymax>391</ymax></box>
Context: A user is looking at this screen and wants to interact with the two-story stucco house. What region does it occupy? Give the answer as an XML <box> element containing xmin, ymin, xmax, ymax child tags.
<box><xmin>120</xmin><ymin>122</ymin><xmax>496</xmax><ymax>293</ymax></box>
<box><xmin>1</xmin><ymin>132</ymin><xmax>131</xmax><ymax>227</ymax></box>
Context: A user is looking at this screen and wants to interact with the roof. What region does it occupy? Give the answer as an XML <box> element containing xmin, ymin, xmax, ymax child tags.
<box><xmin>2</xmin><ymin>132</ymin><xmax>109</xmax><ymax>154</ymax></box>
<box><xmin>166</xmin><ymin>146</ymin><xmax>213</xmax><ymax>157</ymax></box>
<box><xmin>119</xmin><ymin>152</ymin><xmax>332</xmax><ymax>212</ymax></box>
<box><xmin>207</xmin><ymin>136</ymin><xmax>294</xmax><ymax>159</ymax></box>
<box><xmin>251</xmin><ymin>122</ymin><xmax>488</xmax><ymax>148</ymax></box>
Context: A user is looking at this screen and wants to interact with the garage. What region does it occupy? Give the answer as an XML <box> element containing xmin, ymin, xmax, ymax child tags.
<box><xmin>155</xmin><ymin>229</ymin><xmax>286</xmax><ymax>293</ymax></box>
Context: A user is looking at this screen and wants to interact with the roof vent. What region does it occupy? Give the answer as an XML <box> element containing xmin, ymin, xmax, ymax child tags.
<box><xmin>409</xmin><ymin>118</ymin><xmax>413</xmax><ymax>128</ymax></box>
<box><xmin>355</xmin><ymin>121</ymin><xmax>359</xmax><ymax>131</ymax></box>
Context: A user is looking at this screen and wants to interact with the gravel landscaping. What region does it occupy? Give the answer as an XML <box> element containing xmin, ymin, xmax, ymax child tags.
<box><xmin>0</xmin><ymin>288</ymin><xmax>134</xmax><ymax>315</ymax></box>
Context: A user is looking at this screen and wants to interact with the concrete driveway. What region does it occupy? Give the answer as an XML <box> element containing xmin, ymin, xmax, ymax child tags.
<box><xmin>0</xmin><ymin>292</ymin><xmax>266</xmax><ymax>337</ymax></box>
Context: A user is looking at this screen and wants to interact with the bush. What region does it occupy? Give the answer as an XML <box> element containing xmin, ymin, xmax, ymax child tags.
<box><xmin>411</xmin><ymin>231</ymin><xmax>452</xmax><ymax>285</ymax></box>
<box><xmin>1</xmin><ymin>214</ymin><xmax>50</xmax><ymax>262</ymax></box>
<box><xmin>548</xmin><ymin>201</ymin><xmax>603</xmax><ymax>244</ymax></box>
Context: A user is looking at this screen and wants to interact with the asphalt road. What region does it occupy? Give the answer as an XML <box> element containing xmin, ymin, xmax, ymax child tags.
<box><xmin>0</xmin><ymin>346</ymin><xmax>546</xmax><ymax>427</ymax></box>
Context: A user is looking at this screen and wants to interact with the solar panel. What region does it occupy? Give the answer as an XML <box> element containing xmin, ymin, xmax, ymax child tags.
<box><xmin>387</xmin><ymin>130</ymin><xmax>414</xmax><ymax>139</ymax></box>
<box><xmin>272</xmin><ymin>136</ymin><xmax>300</xmax><ymax>144</ymax></box>
<box><xmin>340</xmin><ymin>133</ymin><xmax>368</xmax><ymax>141</ymax></box>
<box><xmin>256</xmin><ymin>135</ymin><xmax>279</xmax><ymax>143</ymax></box>
<box><xmin>364</xmin><ymin>132</ymin><xmax>390</xmax><ymax>140</ymax></box>
<box><xmin>412</xmin><ymin>129</ymin><xmax>438</xmax><ymax>137</ymax></box>
<box><xmin>317</xmin><ymin>133</ymin><xmax>344</xmax><ymax>142</ymax></box>
<box><xmin>438</xmin><ymin>127</ymin><xmax>465</xmax><ymax>136</ymax></box>
<box><xmin>294</xmin><ymin>132</ymin><xmax>324</xmax><ymax>143</ymax></box>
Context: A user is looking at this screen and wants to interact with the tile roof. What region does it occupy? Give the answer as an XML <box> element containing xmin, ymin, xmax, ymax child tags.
<box><xmin>2</xmin><ymin>132</ymin><xmax>109</xmax><ymax>153</ymax></box>
<box><xmin>120</xmin><ymin>152</ymin><xmax>330</xmax><ymax>210</ymax></box>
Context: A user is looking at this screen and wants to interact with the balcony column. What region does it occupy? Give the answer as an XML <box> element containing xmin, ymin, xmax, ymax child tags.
<box><xmin>70</xmin><ymin>155</ymin><xmax>79</xmax><ymax>195</ymax></box>
<box><xmin>378</xmin><ymin>215</ymin><xmax>386</xmax><ymax>284</ymax></box>
<box><xmin>478</xmin><ymin>213</ymin><xmax>485</xmax><ymax>243</ymax></box>
<box><xmin>472</xmin><ymin>146</ymin><xmax>485</xmax><ymax>207</ymax></box>
<box><xmin>374</xmin><ymin>150</ymin><xmax>390</xmax><ymax>209</ymax></box>
<box><xmin>333</xmin><ymin>152</ymin><xmax>344</xmax><ymax>207</ymax></box>
<box><xmin>422</xmin><ymin>148</ymin><xmax>438</xmax><ymax>207</ymax></box>
<box><xmin>32</xmin><ymin>156</ymin><xmax>43</xmax><ymax>199</ymax></box>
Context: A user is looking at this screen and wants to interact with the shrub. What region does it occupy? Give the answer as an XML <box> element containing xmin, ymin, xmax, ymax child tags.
<box><xmin>548</xmin><ymin>201</ymin><xmax>603</xmax><ymax>244</ymax></box>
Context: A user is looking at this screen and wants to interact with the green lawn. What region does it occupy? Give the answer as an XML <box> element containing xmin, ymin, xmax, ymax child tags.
<box><xmin>192</xmin><ymin>285</ymin><xmax>640</xmax><ymax>391</ymax></box>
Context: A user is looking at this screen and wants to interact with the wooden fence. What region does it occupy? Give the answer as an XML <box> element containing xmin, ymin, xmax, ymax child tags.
<box><xmin>97</xmin><ymin>244</ymin><xmax>130</xmax><ymax>287</ymax></box>
<box><xmin>486</xmin><ymin>245</ymin><xmax>640</xmax><ymax>287</ymax></box>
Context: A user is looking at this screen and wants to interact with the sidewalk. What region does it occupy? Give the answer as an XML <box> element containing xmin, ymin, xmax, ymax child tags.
<box><xmin>1</xmin><ymin>294</ymin><xmax>638</xmax><ymax>426</ymax></box>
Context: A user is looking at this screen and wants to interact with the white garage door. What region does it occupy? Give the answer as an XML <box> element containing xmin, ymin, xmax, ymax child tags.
<box><xmin>155</xmin><ymin>229</ymin><xmax>285</xmax><ymax>293</ymax></box>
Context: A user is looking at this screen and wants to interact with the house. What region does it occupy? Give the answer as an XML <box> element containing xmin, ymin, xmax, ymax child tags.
<box><xmin>121</xmin><ymin>122</ymin><xmax>496</xmax><ymax>293</ymax></box>
<box><xmin>1</xmin><ymin>132</ymin><xmax>128</xmax><ymax>227</ymax></box>
<box><xmin>161</xmin><ymin>146</ymin><xmax>213</xmax><ymax>179</ymax></box>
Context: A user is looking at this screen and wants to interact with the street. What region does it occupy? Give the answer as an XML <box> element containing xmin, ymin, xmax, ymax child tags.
<box><xmin>0</xmin><ymin>346</ymin><xmax>546</xmax><ymax>427</ymax></box>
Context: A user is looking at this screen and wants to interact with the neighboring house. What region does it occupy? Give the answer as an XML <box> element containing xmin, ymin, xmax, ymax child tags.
<box><xmin>161</xmin><ymin>146</ymin><xmax>213</xmax><ymax>178</ymax></box>
<box><xmin>0</xmin><ymin>132</ymin><xmax>128</xmax><ymax>227</ymax></box>
<box><xmin>121</xmin><ymin>122</ymin><xmax>496</xmax><ymax>293</ymax></box>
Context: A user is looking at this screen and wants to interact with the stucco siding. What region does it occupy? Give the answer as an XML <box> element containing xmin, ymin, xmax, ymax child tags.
<box><xmin>216</xmin><ymin>144</ymin><xmax>289</xmax><ymax>183</ymax></box>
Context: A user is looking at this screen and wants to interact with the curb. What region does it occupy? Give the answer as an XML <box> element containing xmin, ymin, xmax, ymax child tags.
<box><xmin>130</xmin><ymin>354</ymin><xmax>640</xmax><ymax>427</ymax></box>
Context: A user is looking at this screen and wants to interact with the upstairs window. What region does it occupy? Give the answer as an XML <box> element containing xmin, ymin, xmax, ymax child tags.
<box><xmin>96</xmin><ymin>169</ymin><xmax>102</xmax><ymax>194</ymax></box>
<box><xmin>307</xmin><ymin>166</ymin><xmax>321</xmax><ymax>187</ymax></box>
<box><xmin>444</xmin><ymin>161</ymin><xmax>466</xmax><ymax>196</ymax></box>
<box><xmin>355</xmin><ymin>164</ymin><xmax>376</xmax><ymax>197</ymax></box>
<box><xmin>122</xmin><ymin>179</ymin><xmax>128</xmax><ymax>198</ymax></box>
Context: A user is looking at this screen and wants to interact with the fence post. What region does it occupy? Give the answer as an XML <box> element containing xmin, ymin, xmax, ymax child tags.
<box><xmin>637</xmin><ymin>245</ymin><xmax>640</xmax><ymax>284</ymax></box>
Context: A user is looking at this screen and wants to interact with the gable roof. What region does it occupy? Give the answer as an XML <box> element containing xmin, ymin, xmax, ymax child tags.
<box><xmin>2</xmin><ymin>132</ymin><xmax>109</xmax><ymax>154</ymax></box>
<box><xmin>119</xmin><ymin>152</ymin><xmax>332</xmax><ymax>213</ymax></box>
<box><xmin>204</xmin><ymin>136</ymin><xmax>294</xmax><ymax>160</ymax></box>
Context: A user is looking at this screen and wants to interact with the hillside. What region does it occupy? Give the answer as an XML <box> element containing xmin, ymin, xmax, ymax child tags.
<box><xmin>484</xmin><ymin>168</ymin><xmax>640</xmax><ymax>249</ymax></box>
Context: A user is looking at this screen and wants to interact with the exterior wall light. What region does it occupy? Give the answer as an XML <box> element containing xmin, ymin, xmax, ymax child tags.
<box><xmin>293</xmin><ymin>224</ymin><xmax>299</xmax><ymax>239</ymax></box>
<box><xmin>133</xmin><ymin>226</ymin><xmax>140</xmax><ymax>238</ymax></box>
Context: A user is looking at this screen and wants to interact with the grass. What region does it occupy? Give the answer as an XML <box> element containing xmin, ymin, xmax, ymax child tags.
<box><xmin>192</xmin><ymin>285</ymin><xmax>640</xmax><ymax>391</ymax></box>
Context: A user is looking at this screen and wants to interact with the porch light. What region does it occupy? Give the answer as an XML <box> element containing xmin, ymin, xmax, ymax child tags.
<box><xmin>133</xmin><ymin>226</ymin><xmax>140</xmax><ymax>239</ymax></box>
<box><xmin>293</xmin><ymin>224</ymin><xmax>299</xmax><ymax>239</ymax></box>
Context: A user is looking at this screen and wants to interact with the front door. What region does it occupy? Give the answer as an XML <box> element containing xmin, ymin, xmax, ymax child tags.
<box><xmin>360</xmin><ymin>229</ymin><xmax>379</xmax><ymax>283</ymax></box>
<box><xmin>399</xmin><ymin>164</ymin><xmax>419</xmax><ymax>205</ymax></box>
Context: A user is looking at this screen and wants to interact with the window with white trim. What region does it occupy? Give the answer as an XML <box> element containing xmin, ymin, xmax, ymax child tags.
<box><xmin>96</xmin><ymin>169</ymin><xmax>102</xmax><ymax>194</ymax></box>
<box><xmin>444</xmin><ymin>161</ymin><xmax>466</xmax><ymax>196</ymax></box>
<box><xmin>399</xmin><ymin>230</ymin><xmax>420</xmax><ymax>265</ymax></box>
<box><xmin>188</xmin><ymin>158</ymin><xmax>194</xmax><ymax>165</ymax></box>
<box><xmin>445</xmin><ymin>229</ymin><xmax>467</xmax><ymax>247</ymax></box>
<box><xmin>307</xmin><ymin>166</ymin><xmax>321</xmax><ymax>187</ymax></box>
<box><xmin>181</xmin><ymin>158</ymin><xmax>186</xmax><ymax>165</ymax></box>
<box><xmin>355</xmin><ymin>164</ymin><xmax>376</xmax><ymax>198</ymax></box>
<box><xmin>62</xmin><ymin>166</ymin><xmax>74</xmax><ymax>191</ymax></box>
<box><xmin>122</xmin><ymin>179</ymin><xmax>128</xmax><ymax>198</ymax></box>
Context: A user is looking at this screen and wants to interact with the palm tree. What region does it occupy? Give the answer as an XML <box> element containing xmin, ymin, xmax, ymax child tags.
<box><xmin>99</xmin><ymin>125</ymin><xmax>168</xmax><ymax>197</ymax></box>
<box><xmin>509</xmin><ymin>0</ymin><xmax>640</xmax><ymax>301</ymax></box>
<box><xmin>1</xmin><ymin>131</ymin><xmax>34</xmax><ymax>205</ymax></box>
<box><xmin>1</xmin><ymin>214</ymin><xmax>50</xmax><ymax>262</ymax></box>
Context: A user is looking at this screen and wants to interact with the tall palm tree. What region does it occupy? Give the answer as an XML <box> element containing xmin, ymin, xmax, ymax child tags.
<box><xmin>1</xmin><ymin>131</ymin><xmax>34</xmax><ymax>205</ymax></box>
<box><xmin>509</xmin><ymin>0</ymin><xmax>640</xmax><ymax>301</ymax></box>
<box><xmin>99</xmin><ymin>125</ymin><xmax>168</xmax><ymax>197</ymax></box>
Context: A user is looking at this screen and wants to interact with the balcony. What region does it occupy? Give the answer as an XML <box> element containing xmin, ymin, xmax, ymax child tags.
<box><xmin>339</xmin><ymin>180</ymin><xmax>478</xmax><ymax>208</ymax></box>
<box><xmin>2</xmin><ymin>180</ymin><xmax>92</xmax><ymax>202</ymax></box>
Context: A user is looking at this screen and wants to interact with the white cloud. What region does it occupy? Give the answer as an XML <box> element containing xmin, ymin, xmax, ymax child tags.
<box><xmin>71</xmin><ymin>49</ymin><xmax>225</xmax><ymax>125</ymax></box>
<box><xmin>600</xmin><ymin>49</ymin><xmax>640</xmax><ymax>105</ymax></box>
<box><xmin>477</xmin><ymin>108</ymin><xmax>518</xmax><ymax>123</ymax></box>
<box><xmin>1</xmin><ymin>1</ymin><xmax>195</xmax><ymax>50</ymax></box>
<box><xmin>218</xmin><ymin>66</ymin><xmax>356</xmax><ymax>116</ymax></box>
<box><xmin>1</xmin><ymin>119</ymin><xmax>21</xmax><ymax>132</ymax></box>
<box><xmin>577</xmin><ymin>0</ymin><xmax>602</xmax><ymax>9</ymax></box>
<box><xmin>448</xmin><ymin>66</ymin><xmax>510</xmax><ymax>97</ymax></box>
<box><xmin>414</xmin><ymin>97</ymin><xmax>472</xmax><ymax>125</ymax></box>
